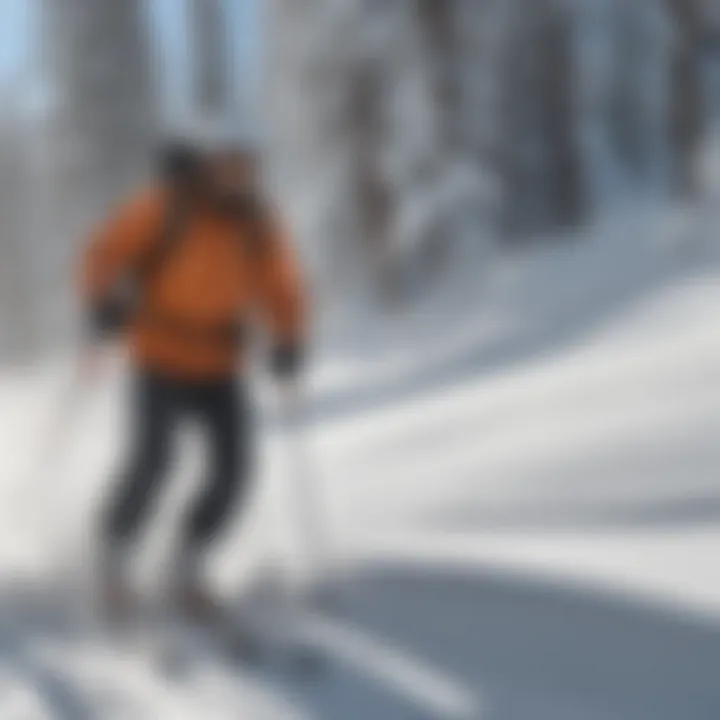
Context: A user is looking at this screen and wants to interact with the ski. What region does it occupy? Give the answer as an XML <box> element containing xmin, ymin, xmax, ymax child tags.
<box><xmin>142</xmin><ymin>594</ymin><xmax>329</xmax><ymax>681</ymax></box>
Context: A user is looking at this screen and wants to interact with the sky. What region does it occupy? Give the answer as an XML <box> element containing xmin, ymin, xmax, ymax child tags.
<box><xmin>148</xmin><ymin>0</ymin><xmax>261</xmax><ymax>119</ymax></box>
<box><xmin>0</xmin><ymin>0</ymin><xmax>261</xmax><ymax>122</ymax></box>
<box><xmin>0</xmin><ymin>0</ymin><xmax>34</xmax><ymax>83</ymax></box>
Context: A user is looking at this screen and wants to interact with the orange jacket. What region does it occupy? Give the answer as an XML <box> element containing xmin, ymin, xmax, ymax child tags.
<box><xmin>79</xmin><ymin>185</ymin><xmax>307</xmax><ymax>380</ymax></box>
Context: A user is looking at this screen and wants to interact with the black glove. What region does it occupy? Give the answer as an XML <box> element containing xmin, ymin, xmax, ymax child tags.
<box><xmin>271</xmin><ymin>342</ymin><xmax>304</xmax><ymax>379</ymax></box>
<box><xmin>86</xmin><ymin>296</ymin><xmax>131</xmax><ymax>341</ymax></box>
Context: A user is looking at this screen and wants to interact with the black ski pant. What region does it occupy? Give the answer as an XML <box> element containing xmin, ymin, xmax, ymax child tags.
<box><xmin>103</xmin><ymin>368</ymin><xmax>252</xmax><ymax>552</ymax></box>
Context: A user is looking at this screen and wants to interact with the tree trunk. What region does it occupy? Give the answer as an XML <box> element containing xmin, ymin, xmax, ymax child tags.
<box><xmin>0</xmin><ymin>110</ymin><xmax>37</xmax><ymax>362</ymax></box>
<box><xmin>348</xmin><ymin>61</ymin><xmax>396</xmax><ymax>299</ymax></box>
<box><xmin>415</xmin><ymin>0</ymin><xmax>460</xmax><ymax>151</ymax></box>
<box><xmin>540</xmin><ymin>0</ymin><xmax>585</xmax><ymax>228</ymax></box>
<box><xmin>499</xmin><ymin>0</ymin><xmax>584</xmax><ymax>237</ymax></box>
<box><xmin>667</xmin><ymin>0</ymin><xmax>705</xmax><ymax>199</ymax></box>
<box><xmin>189</xmin><ymin>0</ymin><xmax>233</xmax><ymax>120</ymax></box>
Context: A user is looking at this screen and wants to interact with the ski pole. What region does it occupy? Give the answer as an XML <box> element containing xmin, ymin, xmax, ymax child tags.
<box><xmin>279</xmin><ymin>390</ymin><xmax>345</xmax><ymax>611</ymax></box>
<box><xmin>21</xmin><ymin>343</ymin><xmax>112</xmax><ymax>552</ymax></box>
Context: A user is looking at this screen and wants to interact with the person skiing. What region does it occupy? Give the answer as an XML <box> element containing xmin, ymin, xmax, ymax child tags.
<box><xmin>78</xmin><ymin>139</ymin><xmax>307</xmax><ymax>619</ymax></box>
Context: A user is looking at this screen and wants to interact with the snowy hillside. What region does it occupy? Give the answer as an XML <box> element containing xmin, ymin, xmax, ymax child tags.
<box><xmin>0</xmin><ymin>205</ymin><xmax>718</xmax><ymax>718</ymax></box>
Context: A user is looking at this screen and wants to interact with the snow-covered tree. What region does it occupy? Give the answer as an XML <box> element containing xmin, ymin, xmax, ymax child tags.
<box><xmin>189</xmin><ymin>0</ymin><xmax>233</xmax><ymax>119</ymax></box>
<box><xmin>35</xmin><ymin>0</ymin><xmax>158</xmax><ymax>346</ymax></box>
<box><xmin>43</xmin><ymin>0</ymin><xmax>158</xmax><ymax>222</ymax></box>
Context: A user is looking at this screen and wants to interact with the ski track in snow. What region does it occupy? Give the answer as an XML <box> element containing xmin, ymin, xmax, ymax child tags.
<box><xmin>0</xmin><ymin>208</ymin><xmax>718</xmax><ymax>718</ymax></box>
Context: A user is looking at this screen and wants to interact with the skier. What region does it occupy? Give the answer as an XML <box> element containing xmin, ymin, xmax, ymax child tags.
<box><xmin>78</xmin><ymin>139</ymin><xmax>307</xmax><ymax>620</ymax></box>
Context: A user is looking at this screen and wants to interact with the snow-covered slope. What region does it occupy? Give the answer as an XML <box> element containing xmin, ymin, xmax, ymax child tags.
<box><xmin>0</xmin><ymin>206</ymin><xmax>718</xmax><ymax>718</ymax></box>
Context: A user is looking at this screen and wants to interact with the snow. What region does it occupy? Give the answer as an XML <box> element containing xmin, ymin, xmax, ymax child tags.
<box><xmin>0</xmin><ymin>205</ymin><xmax>718</xmax><ymax>718</ymax></box>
